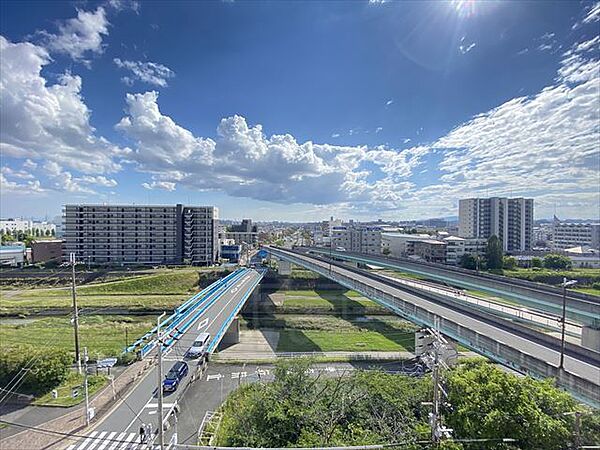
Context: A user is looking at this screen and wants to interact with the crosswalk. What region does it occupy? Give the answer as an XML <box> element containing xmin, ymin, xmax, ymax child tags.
<box><xmin>66</xmin><ymin>431</ymin><xmax>144</xmax><ymax>450</ymax></box>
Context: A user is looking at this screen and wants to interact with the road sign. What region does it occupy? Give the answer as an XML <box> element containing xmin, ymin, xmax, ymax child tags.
<box><xmin>97</xmin><ymin>358</ymin><xmax>118</xmax><ymax>368</ymax></box>
<box><xmin>71</xmin><ymin>387</ymin><xmax>79</xmax><ymax>398</ymax></box>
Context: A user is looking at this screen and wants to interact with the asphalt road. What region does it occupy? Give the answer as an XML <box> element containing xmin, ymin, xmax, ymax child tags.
<box><xmin>272</xmin><ymin>248</ymin><xmax>600</xmax><ymax>386</ymax></box>
<box><xmin>63</xmin><ymin>268</ymin><xmax>262</xmax><ymax>450</ymax></box>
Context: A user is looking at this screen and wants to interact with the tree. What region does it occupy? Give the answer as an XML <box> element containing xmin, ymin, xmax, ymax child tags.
<box><xmin>543</xmin><ymin>253</ymin><xmax>572</xmax><ymax>270</ymax></box>
<box><xmin>44</xmin><ymin>229</ymin><xmax>51</xmax><ymax>237</ymax></box>
<box><xmin>51</xmin><ymin>229</ymin><xmax>56</xmax><ymax>237</ymax></box>
<box><xmin>531</xmin><ymin>257</ymin><xmax>543</xmax><ymax>268</ymax></box>
<box><xmin>502</xmin><ymin>256</ymin><xmax>517</xmax><ymax>270</ymax></box>
<box><xmin>446</xmin><ymin>360</ymin><xmax>585</xmax><ymax>450</ymax></box>
<box><xmin>485</xmin><ymin>235</ymin><xmax>503</xmax><ymax>270</ymax></box>
<box><xmin>459</xmin><ymin>253</ymin><xmax>477</xmax><ymax>270</ymax></box>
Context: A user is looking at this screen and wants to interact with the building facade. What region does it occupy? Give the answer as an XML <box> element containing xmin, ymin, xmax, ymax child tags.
<box><xmin>0</xmin><ymin>219</ymin><xmax>56</xmax><ymax>235</ymax></box>
<box><xmin>222</xmin><ymin>219</ymin><xmax>259</xmax><ymax>246</ymax></box>
<box><xmin>381</xmin><ymin>233</ymin><xmax>431</xmax><ymax>258</ymax></box>
<box><xmin>444</xmin><ymin>236</ymin><xmax>487</xmax><ymax>265</ymax></box>
<box><xmin>31</xmin><ymin>240</ymin><xmax>63</xmax><ymax>263</ymax></box>
<box><xmin>331</xmin><ymin>226</ymin><xmax>382</xmax><ymax>254</ymax></box>
<box><xmin>63</xmin><ymin>204</ymin><xmax>218</xmax><ymax>266</ymax></box>
<box><xmin>458</xmin><ymin>197</ymin><xmax>533</xmax><ymax>252</ymax></box>
<box><xmin>412</xmin><ymin>240</ymin><xmax>447</xmax><ymax>264</ymax></box>
<box><xmin>553</xmin><ymin>222</ymin><xmax>600</xmax><ymax>250</ymax></box>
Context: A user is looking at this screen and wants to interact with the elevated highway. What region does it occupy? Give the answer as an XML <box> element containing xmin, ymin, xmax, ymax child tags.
<box><xmin>64</xmin><ymin>267</ymin><xmax>264</xmax><ymax>450</ymax></box>
<box><xmin>304</xmin><ymin>247</ymin><xmax>600</xmax><ymax>326</ymax></box>
<box><xmin>267</xmin><ymin>246</ymin><xmax>600</xmax><ymax>408</ymax></box>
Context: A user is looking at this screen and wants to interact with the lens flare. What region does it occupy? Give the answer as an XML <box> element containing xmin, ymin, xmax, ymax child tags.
<box><xmin>450</xmin><ymin>0</ymin><xmax>479</xmax><ymax>18</ymax></box>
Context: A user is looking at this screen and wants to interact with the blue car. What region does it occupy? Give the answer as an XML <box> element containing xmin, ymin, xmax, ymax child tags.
<box><xmin>162</xmin><ymin>361</ymin><xmax>189</xmax><ymax>392</ymax></box>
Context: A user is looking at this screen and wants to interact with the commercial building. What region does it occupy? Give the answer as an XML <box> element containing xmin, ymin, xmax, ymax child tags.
<box><xmin>553</xmin><ymin>221</ymin><xmax>600</xmax><ymax>250</ymax></box>
<box><xmin>31</xmin><ymin>239</ymin><xmax>63</xmax><ymax>264</ymax></box>
<box><xmin>223</xmin><ymin>219</ymin><xmax>259</xmax><ymax>246</ymax></box>
<box><xmin>0</xmin><ymin>244</ymin><xmax>25</xmax><ymax>267</ymax></box>
<box><xmin>458</xmin><ymin>197</ymin><xmax>533</xmax><ymax>252</ymax></box>
<box><xmin>331</xmin><ymin>226</ymin><xmax>382</xmax><ymax>254</ymax></box>
<box><xmin>220</xmin><ymin>242</ymin><xmax>241</xmax><ymax>263</ymax></box>
<box><xmin>63</xmin><ymin>204</ymin><xmax>218</xmax><ymax>266</ymax></box>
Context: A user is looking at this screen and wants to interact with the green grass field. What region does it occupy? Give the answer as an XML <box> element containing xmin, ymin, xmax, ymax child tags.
<box><xmin>33</xmin><ymin>373</ymin><xmax>108</xmax><ymax>407</ymax></box>
<box><xmin>0</xmin><ymin>315</ymin><xmax>154</xmax><ymax>359</ymax></box>
<box><xmin>573</xmin><ymin>287</ymin><xmax>600</xmax><ymax>296</ymax></box>
<box><xmin>277</xmin><ymin>329</ymin><xmax>414</xmax><ymax>352</ymax></box>
<box><xmin>280</xmin><ymin>289</ymin><xmax>386</xmax><ymax>313</ymax></box>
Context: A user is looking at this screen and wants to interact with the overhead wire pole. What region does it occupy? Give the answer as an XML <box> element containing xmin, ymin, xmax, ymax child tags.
<box><xmin>83</xmin><ymin>347</ymin><xmax>90</xmax><ymax>426</ymax></box>
<box><xmin>70</xmin><ymin>252</ymin><xmax>82</xmax><ymax>374</ymax></box>
<box><xmin>157</xmin><ymin>312</ymin><xmax>166</xmax><ymax>450</ymax></box>
<box><xmin>559</xmin><ymin>277</ymin><xmax>577</xmax><ymax>371</ymax></box>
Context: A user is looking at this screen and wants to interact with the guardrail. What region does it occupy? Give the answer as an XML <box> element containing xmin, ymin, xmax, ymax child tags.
<box><xmin>133</xmin><ymin>269</ymin><xmax>249</xmax><ymax>358</ymax></box>
<box><xmin>206</xmin><ymin>270</ymin><xmax>265</xmax><ymax>354</ymax></box>
<box><xmin>269</xmin><ymin>247</ymin><xmax>600</xmax><ymax>408</ymax></box>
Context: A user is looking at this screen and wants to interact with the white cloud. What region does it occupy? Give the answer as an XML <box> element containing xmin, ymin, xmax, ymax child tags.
<box><xmin>385</xmin><ymin>99</ymin><xmax>393</xmax><ymax>106</ymax></box>
<box><xmin>113</xmin><ymin>58</ymin><xmax>175</xmax><ymax>87</ymax></box>
<box><xmin>375</xmin><ymin>127</ymin><xmax>383</xmax><ymax>133</ymax></box>
<box><xmin>331</xmin><ymin>133</ymin><xmax>340</xmax><ymax>138</ymax></box>
<box><xmin>40</xmin><ymin>7</ymin><xmax>109</xmax><ymax>60</ymax></box>
<box><xmin>142</xmin><ymin>181</ymin><xmax>176</xmax><ymax>191</ymax></box>
<box><xmin>116</xmin><ymin>91</ymin><xmax>426</xmax><ymax>207</ymax></box>
<box><xmin>1</xmin><ymin>166</ymin><xmax>34</xmax><ymax>180</ymax></box>
<box><xmin>583</xmin><ymin>2</ymin><xmax>600</xmax><ymax>24</ymax></box>
<box><xmin>1</xmin><ymin>173</ymin><xmax>46</xmax><ymax>194</ymax></box>
<box><xmin>459</xmin><ymin>42</ymin><xmax>476</xmax><ymax>54</ymax></box>
<box><xmin>80</xmin><ymin>175</ymin><xmax>118</xmax><ymax>187</ymax></box>
<box><xmin>108</xmin><ymin>0</ymin><xmax>140</xmax><ymax>13</ymax></box>
<box><xmin>0</xmin><ymin>36</ymin><xmax>128</xmax><ymax>176</ymax></box>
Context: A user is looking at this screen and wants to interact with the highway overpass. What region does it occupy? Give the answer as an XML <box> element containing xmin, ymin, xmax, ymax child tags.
<box><xmin>63</xmin><ymin>267</ymin><xmax>264</xmax><ymax>450</ymax></box>
<box><xmin>267</xmin><ymin>246</ymin><xmax>600</xmax><ymax>408</ymax></box>
<box><xmin>305</xmin><ymin>247</ymin><xmax>600</xmax><ymax>326</ymax></box>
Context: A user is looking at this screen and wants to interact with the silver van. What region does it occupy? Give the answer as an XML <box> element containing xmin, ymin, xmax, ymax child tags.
<box><xmin>186</xmin><ymin>332</ymin><xmax>211</xmax><ymax>358</ymax></box>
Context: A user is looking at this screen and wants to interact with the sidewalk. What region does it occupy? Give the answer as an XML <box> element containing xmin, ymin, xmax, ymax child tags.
<box><xmin>0</xmin><ymin>357</ymin><xmax>154</xmax><ymax>450</ymax></box>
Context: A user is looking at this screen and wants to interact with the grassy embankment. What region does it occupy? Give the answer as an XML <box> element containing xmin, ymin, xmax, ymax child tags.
<box><xmin>33</xmin><ymin>373</ymin><xmax>108</xmax><ymax>407</ymax></box>
<box><xmin>0</xmin><ymin>269</ymin><xmax>230</xmax><ymax>358</ymax></box>
<box><xmin>242</xmin><ymin>289</ymin><xmax>417</xmax><ymax>353</ymax></box>
<box><xmin>0</xmin><ymin>268</ymin><xmax>225</xmax><ymax>315</ymax></box>
<box><xmin>503</xmin><ymin>267</ymin><xmax>600</xmax><ymax>296</ymax></box>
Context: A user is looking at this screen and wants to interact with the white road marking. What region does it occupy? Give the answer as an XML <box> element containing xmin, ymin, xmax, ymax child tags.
<box><xmin>232</xmin><ymin>371</ymin><xmax>247</xmax><ymax>379</ymax></box>
<box><xmin>72</xmin><ymin>431</ymin><xmax>97</xmax><ymax>450</ymax></box>
<box><xmin>116</xmin><ymin>432</ymin><xmax>136</xmax><ymax>450</ymax></box>
<box><xmin>196</xmin><ymin>318</ymin><xmax>209</xmax><ymax>330</ymax></box>
<box><xmin>96</xmin><ymin>432</ymin><xmax>117</xmax><ymax>450</ymax></box>
<box><xmin>106</xmin><ymin>432</ymin><xmax>127</xmax><ymax>450</ymax></box>
<box><xmin>86</xmin><ymin>431</ymin><xmax>108</xmax><ymax>450</ymax></box>
<box><xmin>206</xmin><ymin>373</ymin><xmax>223</xmax><ymax>381</ymax></box>
<box><xmin>145</xmin><ymin>402</ymin><xmax>175</xmax><ymax>408</ymax></box>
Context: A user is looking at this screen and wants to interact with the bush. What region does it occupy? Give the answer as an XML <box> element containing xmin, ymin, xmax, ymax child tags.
<box><xmin>459</xmin><ymin>254</ymin><xmax>477</xmax><ymax>270</ymax></box>
<box><xmin>0</xmin><ymin>345</ymin><xmax>72</xmax><ymax>395</ymax></box>
<box><xmin>503</xmin><ymin>256</ymin><xmax>517</xmax><ymax>270</ymax></box>
<box><xmin>543</xmin><ymin>253</ymin><xmax>572</xmax><ymax>270</ymax></box>
<box><xmin>531</xmin><ymin>257</ymin><xmax>543</xmax><ymax>268</ymax></box>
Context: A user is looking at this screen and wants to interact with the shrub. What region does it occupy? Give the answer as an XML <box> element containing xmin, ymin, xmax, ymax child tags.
<box><xmin>543</xmin><ymin>253</ymin><xmax>572</xmax><ymax>270</ymax></box>
<box><xmin>502</xmin><ymin>256</ymin><xmax>517</xmax><ymax>270</ymax></box>
<box><xmin>0</xmin><ymin>345</ymin><xmax>71</xmax><ymax>395</ymax></box>
<box><xmin>531</xmin><ymin>257</ymin><xmax>543</xmax><ymax>268</ymax></box>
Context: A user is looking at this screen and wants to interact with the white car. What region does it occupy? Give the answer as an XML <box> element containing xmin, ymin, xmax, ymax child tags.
<box><xmin>187</xmin><ymin>332</ymin><xmax>211</xmax><ymax>358</ymax></box>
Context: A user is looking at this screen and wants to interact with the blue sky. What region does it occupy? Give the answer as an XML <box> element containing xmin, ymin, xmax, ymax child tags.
<box><xmin>1</xmin><ymin>0</ymin><xmax>599</xmax><ymax>221</ymax></box>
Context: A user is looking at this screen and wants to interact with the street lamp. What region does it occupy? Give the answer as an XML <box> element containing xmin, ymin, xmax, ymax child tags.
<box><xmin>559</xmin><ymin>277</ymin><xmax>577</xmax><ymax>371</ymax></box>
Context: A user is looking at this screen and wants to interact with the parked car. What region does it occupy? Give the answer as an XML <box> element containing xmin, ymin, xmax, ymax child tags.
<box><xmin>162</xmin><ymin>361</ymin><xmax>189</xmax><ymax>392</ymax></box>
<box><xmin>186</xmin><ymin>332</ymin><xmax>211</xmax><ymax>358</ymax></box>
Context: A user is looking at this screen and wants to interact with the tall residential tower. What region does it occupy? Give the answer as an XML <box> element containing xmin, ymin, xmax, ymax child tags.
<box><xmin>458</xmin><ymin>197</ymin><xmax>533</xmax><ymax>252</ymax></box>
<box><xmin>63</xmin><ymin>204</ymin><xmax>218</xmax><ymax>266</ymax></box>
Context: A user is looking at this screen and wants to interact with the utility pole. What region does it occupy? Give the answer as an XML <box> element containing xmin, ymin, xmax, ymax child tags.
<box><xmin>431</xmin><ymin>343</ymin><xmax>441</xmax><ymax>443</ymax></box>
<box><xmin>157</xmin><ymin>312</ymin><xmax>166</xmax><ymax>450</ymax></box>
<box><xmin>559</xmin><ymin>278</ymin><xmax>577</xmax><ymax>371</ymax></box>
<box><xmin>70</xmin><ymin>253</ymin><xmax>81</xmax><ymax>374</ymax></box>
<box><xmin>83</xmin><ymin>347</ymin><xmax>90</xmax><ymax>426</ymax></box>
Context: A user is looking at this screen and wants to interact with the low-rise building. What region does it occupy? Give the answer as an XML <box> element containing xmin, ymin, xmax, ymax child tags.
<box><xmin>443</xmin><ymin>236</ymin><xmax>487</xmax><ymax>266</ymax></box>
<box><xmin>0</xmin><ymin>244</ymin><xmax>25</xmax><ymax>267</ymax></box>
<box><xmin>331</xmin><ymin>225</ymin><xmax>382</xmax><ymax>254</ymax></box>
<box><xmin>411</xmin><ymin>240</ymin><xmax>447</xmax><ymax>263</ymax></box>
<box><xmin>223</xmin><ymin>219</ymin><xmax>259</xmax><ymax>246</ymax></box>
<box><xmin>31</xmin><ymin>239</ymin><xmax>63</xmax><ymax>264</ymax></box>
<box><xmin>382</xmin><ymin>233</ymin><xmax>432</xmax><ymax>258</ymax></box>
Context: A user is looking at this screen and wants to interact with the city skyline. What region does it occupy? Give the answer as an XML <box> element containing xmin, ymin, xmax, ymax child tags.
<box><xmin>1</xmin><ymin>1</ymin><xmax>599</xmax><ymax>222</ymax></box>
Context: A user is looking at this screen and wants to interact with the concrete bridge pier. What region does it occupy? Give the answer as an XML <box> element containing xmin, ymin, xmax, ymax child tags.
<box><xmin>218</xmin><ymin>316</ymin><xmax>240</xmax><ymax>350</ymax></box>
<box><xmin>278</xmin><ymin>259</ymin><xmax>292</xmax><ymax>275</ymax></box>
<box><xmin>582</xmin><ymin>323</ymin><xmax>600</xmax><ymax>352</ymax></box>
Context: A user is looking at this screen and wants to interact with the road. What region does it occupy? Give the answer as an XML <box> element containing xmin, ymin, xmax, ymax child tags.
<box><xmin>270</xmin><ymin>248</ymin><xmax>600</xmax><ymax>387</ymax></box>
<box><xmin>63</xmin><ymin>268</ymin><xmax>262</xmax><ymax>450</ymax></box>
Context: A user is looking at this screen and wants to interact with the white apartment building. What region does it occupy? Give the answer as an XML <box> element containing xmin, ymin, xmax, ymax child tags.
<box><xmin>381</xmin><ymin>233</ymin><xmax>432</xmax><ymax>258</ymax></box>
<box><xmin>444</xmin><ymin>236</ymin><xmax>488</xmax><ymax>265</ymax></box>
<box><xmin>458</xmin><ymin>197</ymin><xmax>533</xmax><ymax>252</ymax></box>
<box><xmin>331</xmin><ymin>226</ymin><xmax>382</xmax><ymax>254</ymax></box>
<box><xmin>0</xmin><ymin>219</ymin><xmax>56</xmax><ymax>235</ymax></box>
<box><xmin>553</xmin><ymin>222</ymin><xmax>600</xmax><ymax>250</ymax></box>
